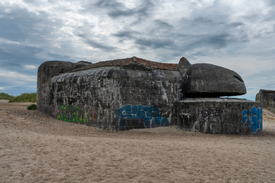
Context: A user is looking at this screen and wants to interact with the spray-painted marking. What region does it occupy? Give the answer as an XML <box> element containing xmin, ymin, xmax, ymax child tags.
<box><xmin>242</xmin><ymin>107</ymin><xmax>262</xmax><ymax>133</ymax></box>
<box><xmin>118</xmin><ymin>105</ymin><xmax>169</xmax><ymax>129</ymax></box>
<box><xmin>54</xmin><ymin>105</ymin><xmax>97</xmax><ymax>124</ymax></box>
<box><xmin>181</xmin><ymin>108</ymin><xmax>225</xmax><ymax>133</ymax></box>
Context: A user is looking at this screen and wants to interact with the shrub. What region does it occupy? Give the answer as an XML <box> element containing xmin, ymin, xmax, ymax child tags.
<box><xmin>27</xmin><ymin>104</ymin><xmax>37</xmax><ymax>110</ymax></box>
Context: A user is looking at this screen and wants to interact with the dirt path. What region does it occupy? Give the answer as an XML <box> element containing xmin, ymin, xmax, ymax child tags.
<box><xmin>0</xmin><ymin>102</ymin><xmax>275</xmax><ymax>183</ymax></box>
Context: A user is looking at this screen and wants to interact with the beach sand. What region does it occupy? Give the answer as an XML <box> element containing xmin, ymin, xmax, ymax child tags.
<box><xmin>1</xmin><ymin>100</ymin><xmax>275</xmax><ymax>183</ymax></box>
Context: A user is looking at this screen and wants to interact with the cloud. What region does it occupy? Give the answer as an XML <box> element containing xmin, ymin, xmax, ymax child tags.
<box><xmin>94</xmin><ymin>0</ymin><xmax>123</xmax><ymax>9</ymax></box>
<box><xmin>94</xmin><ymin>0</ymin><xmax>154</xmax><ymax>19</ymax></box>
<box><xmin>113</xmin><ymin>30</ymin><xmax>139</xmax><ymax>39</ymax></box>
<box><xmin>0</xmin><ymin>43</ymin><xmax>43</xmax><ymax>78</ymax></box>
<box><xmin>78</xmin><ymin>34</ymin><xmax>117</xmax><ymax>51</ymax></box>
<box><xmin>0</xmin><ymin>68</ymin><xmax>37</xmax><ymax>95</ymax></box>
<box><xmin>154</xmin><ymin>20</ymin><xmax>173</xmax><ymax>28</ymax></box>
<box><xmin>0</xmin><ymin>7</ymin><xmax>59</xmax><ymax>43</ymax></box>
<box><xmin>0</xmin><ymin>70</ymin><xmax>36</xmax><ymax>82</ymax></box>
<box><xmin>185</xmin><ymin>33</ymin><xmax>231</xmax><ymax>50</ymax></box>
<box><xmin>0</xmin><ymin>0</ymin><xmax>274</xmax><ymax>101</ymax></box>
<box><xmin>23</xmin><ymin>65</ymin><xmax>37</xmax><ymax>69</ymax></box>
<box><xmin>135</xmin><ymin>38</ymin><xmax>174</xmax><ymax>49</ymax></box>
<box><xmin>242</xmin><ymin>69</ymin><xmax>275</xmax><ymax>100</ymax></box>
<box><xmin>0</xmin><ymin>5</ymin><xmax>68</xmax><ymax>69</ymax></box>
<box><xmin>193</xmin><ymin>16</ymin><xmax>214</xmax><ymax>23</ymax></box>
<box><xmin>113</xmin><ymin>29</ymin><xmax>175</xmax><ymax>50</ymax></box>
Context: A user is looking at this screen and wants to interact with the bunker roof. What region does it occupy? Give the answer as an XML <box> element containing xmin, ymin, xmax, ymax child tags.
<box><xmin>70</xmin><ymin>56</ymin><xmax>178</xmax><ymax>72</ymax></box>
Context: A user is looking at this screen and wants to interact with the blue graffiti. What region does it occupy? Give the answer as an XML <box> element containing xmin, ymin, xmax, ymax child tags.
<box><xmin>118</xmin><ymin>105</ymin><xmax>169</xmax><ymax>129</ymax></box>
<box><xmin>242</xmin><ymin>110</ymin><xmax>248</xmax><ymax>124</ymax></box>
<box><xmin>242</xmin><ymin>107</ymin><xmax>262</xmax><ymax>133</ymax></box>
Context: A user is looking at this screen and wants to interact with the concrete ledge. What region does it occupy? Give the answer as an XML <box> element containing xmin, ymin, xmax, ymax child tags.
<box><xmin>172</xmin><ymin>98</ymin><xmax>262</xmax><ymax>134</ymax></box>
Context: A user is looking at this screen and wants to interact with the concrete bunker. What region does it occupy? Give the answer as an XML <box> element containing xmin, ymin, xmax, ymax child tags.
<box><xmin>256</xmin><ymin>89</ymin><xmax>275</xmax><ymax>113</ymax></box>
<box><xmin>37</xmin><ymin>56</ymin><xmax>262</xmax><ymax>134</ymax></box>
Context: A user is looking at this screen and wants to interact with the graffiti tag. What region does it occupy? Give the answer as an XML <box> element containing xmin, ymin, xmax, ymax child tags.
<box><xmin>54</xmin><ymin>105</ymin><xmax>97</xmax><ymax>124</ymax></box>
<box><xmin>118</xmin><ymin>105</ymin><xmax>169</xmax><ymax>129</ymax></box>
<box><xmin>242</xmin><ymin>107</ymin><xmax>262</xmax><ymax>133</ymax></box>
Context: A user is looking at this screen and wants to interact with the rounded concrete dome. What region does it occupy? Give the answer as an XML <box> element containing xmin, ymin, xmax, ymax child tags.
<box><xmin>182</xmin><ymin>63</ymin><xmax>247</xmax><ymax>97</ymax></box>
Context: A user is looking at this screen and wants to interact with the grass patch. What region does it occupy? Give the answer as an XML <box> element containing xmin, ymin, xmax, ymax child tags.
<box><xmin>9</xmin><ymin>93</ymin><xmax>37</xmax><ymax>103</ymax></box>
<box><xmin>0</xmin><ymin>93</ymin><xmax>15</xmax><ymax>101</ymax></box>
<box><xmin>0</xmin><ymin>92</ymin><xmax>36</xmax><ymax>103</ymax></box>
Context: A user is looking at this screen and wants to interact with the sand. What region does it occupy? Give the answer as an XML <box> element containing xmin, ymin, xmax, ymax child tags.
<box><xmin>1</xmin><ymin>100</ymin><xmax>275</xmax><ymax>183</ymax></box>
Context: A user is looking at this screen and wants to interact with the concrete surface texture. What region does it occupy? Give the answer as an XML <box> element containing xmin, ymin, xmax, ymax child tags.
<box><xmin>172</xmin><ymin>98</ymin><xmax>262</xmax><ymax>134</ymax></box>
<box><xmin>37</xmin><ymin>57</ymin><xmax>182</xmax><ymax>131</ymax></box>
<box><xmin>37</xmin><ymin>56</ymin><xmax>261</xmax><ymax>134</ymax></box>
<box><xmin>256</xmin><ymin>89</ymin><xmax>275</xmax><ymax>113</ymax></box>
<box><xmin>181</xmin><ymin>63</ymin><xmax>246</xmax><ymax>97</ymax></box>
<box><xmin>176</xmin><ymin>57</ymin><xmax>191</xmax><ymax>76</ymax></box>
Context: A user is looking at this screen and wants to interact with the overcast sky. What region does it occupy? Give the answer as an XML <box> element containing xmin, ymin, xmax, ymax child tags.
<box><xmin>0</xmin><ymin>0</ymin><xmax>274</xmax><ymax>101</ymax></box>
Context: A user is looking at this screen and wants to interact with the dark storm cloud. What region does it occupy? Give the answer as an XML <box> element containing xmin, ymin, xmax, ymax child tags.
<box><xmin>78</xmin><ymin>34</ymin><xmax>117</xmax><ymax>51</ymax></box>
<box><xmin>94</xmin><ymin>0</ymin><xmax>154</xmax><ymax>18</ymax></box>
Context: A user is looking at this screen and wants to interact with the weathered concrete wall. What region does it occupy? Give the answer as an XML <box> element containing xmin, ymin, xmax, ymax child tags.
<box><xmin>37</xmin><ymin>60</ymin><xmax>92</xmax><ymax>115</ymax></box>
<box><xmin>37</xmin><ymin>57</ymin><xmax>255</xmax><ymax>134</ymax></box>
<box><xmin>172</xmin><ymin>98</ymin><xmax>262</xmax><ymax>134</ymax></box>
<box><xmin>37</xmin><ymin>61</ymin><xmax>76</xmax><ymax>115</ymax></box>
<box><xmin>47</xmin><ymin>66</ymin><xmax>181</xmax><ymax>131</ymax></box>
<box><xmin>256</xmin><ymin>89</ymin><xmax>275</xmax><ymax>113</ymax></box>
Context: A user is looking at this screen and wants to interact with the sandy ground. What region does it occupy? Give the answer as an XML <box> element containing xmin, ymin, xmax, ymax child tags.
<box><xmin>1</xmin><ymin>100</ymin><xmax>275</xmax><ymax>183</ymax></box>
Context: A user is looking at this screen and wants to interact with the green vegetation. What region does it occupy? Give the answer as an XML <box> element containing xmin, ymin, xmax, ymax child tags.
<box><xmin>27</xmin><ymin>104</ymin><xmax>37</xmax><ymax>110</ymax></box>
<box><xmin>0</xmin><ymin>92</ymin><xmax>36</xmax><ymax>103</ymax></box>
<box><xmin>9</xmin><ymin>93</ymin><xmax>37</xmax><ymax>103</ymax></box>
<box><xmin>0</xmin><ymin>93</ymin><xmax>15</xmax><ymax>101</ymax></box>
